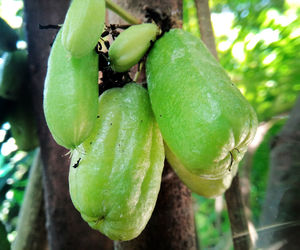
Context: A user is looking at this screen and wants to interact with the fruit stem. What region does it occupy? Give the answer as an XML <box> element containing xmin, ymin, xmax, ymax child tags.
<box><xmin>133</xmin><ymin>61</ymin><xmax>144</xmax><ymax>82</ymax></box>
<box><xmin>105</xmin><ymin>0</ymin><xmax>141</xmax><ymax>25</ymax></box>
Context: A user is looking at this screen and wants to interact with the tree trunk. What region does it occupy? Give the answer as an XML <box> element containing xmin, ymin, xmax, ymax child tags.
<box><xmin>258</xmin><ymin>95</ymin><xmax>300</xmax><ymax>249</ymax></box>
<box><xmin>108</xmin><ymin>1</ymin><xmax>197</xmax><ymax>250</ymax></box>
<box><xmin>11</xmin><ymin>149</ymin><xmax>47</xmax><ymax>250</ymax></box>
<box><xmin>23</xmin><ymin>0</ymin><xmax>113</xmax><ymax>249</ymax></box>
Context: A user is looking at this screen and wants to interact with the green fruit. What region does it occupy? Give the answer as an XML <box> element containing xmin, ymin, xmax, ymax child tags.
<box><xmin>43</xmin><ymin>30</ymin><xmax>98</xmax><ymax>149</ymax></box>
<box><xmin>165</xmin><ymin>145</ymin><xmax>238</xmax><ymax>198</ymax></box>
<box><xmin>69</xmin><ymin>83</ymin><xmax>164</xmax><ymax>241</ymax></box>
<box><xmin>109</xmin><ymin>23</ymin><xmax>160</xmax><ymax>72</ymax></box>
<box><xmin>8</xmin><ymin>97</ymin><xmax>39</xmax><ymax>151</ymax></box>
<box><xmin>62</xmin><ymin>0</ymin><xmax>105</xmax><ymax>58</ymax></box>
<box><xmin>0</xmin><ymin>50</ymin><xmax>28</xmax><ymax>100</ymax></box>
<box><xmin>146</xmin><ymin>29</ymin><xmax>257</xmax><ymax>188</ymax></box>
<box><xmin>0</xmin><ymin>17</ymin><xmax>18</xmax><ymax>52</ymax></box>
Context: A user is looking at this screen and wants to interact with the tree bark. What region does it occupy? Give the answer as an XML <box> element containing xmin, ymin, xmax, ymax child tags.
<box><xmin>258</xmin><ymin>95</ymin><xmax>300</xmax><ymax>249</ymax></box>
<box><xmin>23</xmin><ymin>0</ymin><xmax>113</xmax><ymax>249</ymax></box>
<box><xmin>225</xmin><ymin>174</ymin><xmax>253</xmax><ymax>250</ymax></box>
<box><xmin>11</xmin><ymin>149</ymin><xmax>47</xmax><ymax>250</ymax></box>
<box><xmin>195</xmin><ymin>0</ymin><xmax>218</xmax><ymax>59</ymax></box>
<box><xmin>108</xmin><ymin>1</ymin><xmax>197</xmax><ymax>250</ymax></box>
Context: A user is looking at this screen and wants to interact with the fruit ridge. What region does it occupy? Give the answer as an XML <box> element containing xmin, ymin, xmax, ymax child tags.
<box><xmin>69</xmin><ymin>83</ymin><xmax>165</xmax><ymax>240</ymax></box>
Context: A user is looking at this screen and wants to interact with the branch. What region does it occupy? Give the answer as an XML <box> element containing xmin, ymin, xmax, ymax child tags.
<box><xmin>11</xmin><ymin>149</ymin><xmax>47</xmax><ymax>250</ymax></box>
<box><xmin>225</xmin><ymin>174</ymin><xmax>253</xmax><ymax>249</ymax></box>
<box><xmin>258</xmin><ymin>95</ymin><xmax>300</xmax><ymax>248</ymax></box>
<box><xmin>194</xmin><ymin>0</ymin><xmax>218</xmax><ymax>59</ymax></box>
<box><xmin>105</xmin><ymin>0</ymin><xmax>141</xmax><ymax>24</ymax></box>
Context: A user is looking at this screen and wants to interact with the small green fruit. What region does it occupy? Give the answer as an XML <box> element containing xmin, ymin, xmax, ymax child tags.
<box><xmin>0</xmin><ymin>50</ymin><xmax>28</xmax><ymax>100</ymax></box>
<box><xmin>69</xmin><ymin>83</ymin><xmax>165</xmax><ymax>241</ymax></box>
<box><xmin>8</xmin><ymin>97</ymin><xmax>39</xmax><ymax>151</ymax></box>
<box><xmin>43</xmin><ymin>30</ymin><xmax>98</xmax><ymax>149</ymax></box>
<box><xmin>62</xmin><ymin>0</ymin><xmax>106</xmax><ymax>58</ymax></box>
<box><xmin>109</xmin><ymin>23</ymin><xmax>160</xmax><ymax>72</ymax></box>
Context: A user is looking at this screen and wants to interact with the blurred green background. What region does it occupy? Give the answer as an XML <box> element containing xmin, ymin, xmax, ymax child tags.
<box><xmin>0</xmin><ymin>0</ymin><xmax>299</xmax><ymax>249</ymax></box>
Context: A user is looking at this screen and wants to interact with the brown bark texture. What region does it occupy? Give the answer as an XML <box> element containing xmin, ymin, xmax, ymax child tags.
<box><xmin>225</xmin><ymin>174</ymin><xmax>253</xmax><ymax>250</ymax></box>
<box><xmin>108</xmin><ymin>1</ymin><xmax>197</xmax><ymax>250</ymax></box>
<box><xmin>258</xmin><ymin>95</ymin><xmax>300</xmax><ymax>249</ymax></box>
<box><xmin>195</xmin><ymin>0</ymin><xmax>218</xmax><ymax>59</ymax></box>
<box><xmin>23</xmin><ymin>0</ymin><xmax>113</xmax><ymax>249</ymax></box>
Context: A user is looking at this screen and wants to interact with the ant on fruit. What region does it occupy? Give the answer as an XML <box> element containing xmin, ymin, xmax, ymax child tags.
<box><xmin>72</xmin><ymin>158</ymin><xmax>81</xmax><ymax>168</ymax></box>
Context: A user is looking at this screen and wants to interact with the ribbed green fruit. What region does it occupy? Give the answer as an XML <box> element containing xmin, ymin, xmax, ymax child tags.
<box><xmin>0</xmin><ymin>50</ymin><xmax>28</xmax><ymax>100</ymax></box>
<box><xmin>0</xmin><ymin>17</ymin><xmax>18</xmax><ymax>52</ymax></box>
<box><xmin>62</xmin><ymin>0</ymin><xmax>105</xmax><ymax>57</ymax></box>
<box><xmin>43</xmin><ymin>30</ymin><xmax>98</xmax><ymax>149</ymax></box>
<box><xmin>69</xmin><ymin>83</ymin><xmax>164</xmax><ymax>241</ymax></box>
<box><xmin>8</xmin><ymin>97</ymin><xmax>39</xmax><ymax>151</ymax></box>
<box><xmin>146</xmin><ymin>29</ymin><xmax>257</xmax><ymax>194</ymax></box>
<box><xmin>165</xmin><ymin>145</ymin><xmax>238</xmax><ymax>198</ymax></box>
<box><xmin>109</xmin><ymin>23</ymin><xmax>160</xmax><ymax>72</ymax></box>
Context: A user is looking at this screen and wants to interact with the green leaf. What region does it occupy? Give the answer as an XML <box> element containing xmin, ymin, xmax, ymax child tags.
<box><xmin>0</xmin><ymin>220</ymin><xmax>10</xmax><ymax>250</ymax></box>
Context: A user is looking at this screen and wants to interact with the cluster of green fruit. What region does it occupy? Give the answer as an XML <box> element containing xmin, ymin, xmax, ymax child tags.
<box><xmin>0</xmin><ymin>17</ymin><xmax>39</xmax><ymax>151</ymax></box>
<box><xmin>43</xmin><ymin>0</ymin><xmax>257</xmax><ymax>241</ymax></box>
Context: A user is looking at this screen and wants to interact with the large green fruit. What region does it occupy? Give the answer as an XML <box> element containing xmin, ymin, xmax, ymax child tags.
<box><xmin>0</xmin><ymin>50</ymin><xmax>28</xmax><ymax>100</ymax></box>
<box><xmin>109</xmin><ymin>23</ymin><xmax>160</xmax><ymax>72</ymax></box>
<box><xmin>165</xmin><ymin>145</ymin><xmax>238</xmax><ymax>198</ymax></box>
<box><xmin>0</xmin><ymin>17</ymin><xmax>18</xmax><ymax>52</ymax></box>
<box><xmin>43</xmin><ymin>30</ymin><xmax>98</xmax><ymax>149</ymax></box>
<box><xmin>69</xmin><ymin>83</ymin><xmax>164</xmax><ymax>241</ymax></box>
<box><xmin>146</xmin><ymin>29</ymin><xmax>257</xmax><ymax>193</ymax></box>
<box><xmin>62</xmin><ymin>0</ymin><xmax>105</xmax><ymax>57</ymax></box>
<box><xmin>8</xmin><ymin>97</ymin><xmax>39</xmax><ymax>151</ymax></box>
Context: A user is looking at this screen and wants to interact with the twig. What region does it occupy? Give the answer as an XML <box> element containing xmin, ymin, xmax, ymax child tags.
<box><xmin>225</xmin><ymin>174</ymin><xmax>253</xmax><ymax>249</ymax></box>
<box><xmin>105</xmin><ymin>0</ymin><xmax>141</xmax><ymax>24</ymax></box>
<box><xmin>194</xmin><ymin>0</ymin><xmax>218</xmax><ymax>59</ymax></box>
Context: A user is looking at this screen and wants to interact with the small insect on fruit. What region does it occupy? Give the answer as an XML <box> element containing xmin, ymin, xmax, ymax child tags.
<box><xmin>109</xmin><ymin>23</ymin><xmax>160</xmax><ymax>72</ymax></box>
